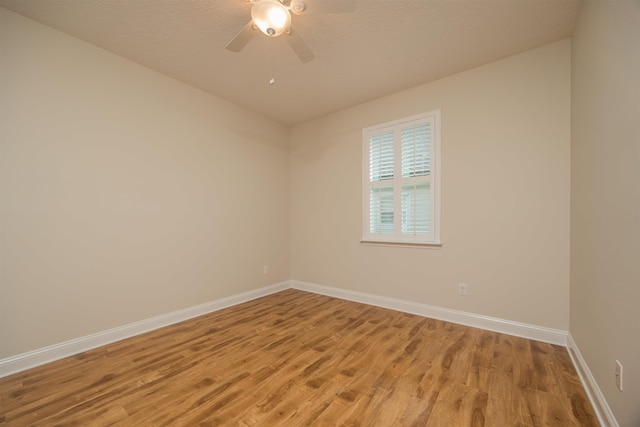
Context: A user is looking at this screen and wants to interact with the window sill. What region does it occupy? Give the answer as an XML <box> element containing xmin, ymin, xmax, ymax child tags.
<box><xmin>360</xmin><ymin>240</ymin><xmax>443</xmax><ymax>249</ymax></box>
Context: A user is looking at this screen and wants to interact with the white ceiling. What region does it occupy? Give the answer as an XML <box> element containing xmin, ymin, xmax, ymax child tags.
<box><xmin>1</xmin><ymin>0</ymin><xmax>580</xmax><ymax>126</ymax></box>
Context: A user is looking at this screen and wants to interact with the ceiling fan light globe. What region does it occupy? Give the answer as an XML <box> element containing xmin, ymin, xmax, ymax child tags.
<box><xmin>251</xmin><ymin>0</ymin><xmax>291</xmax><ymax>37</ymax></box>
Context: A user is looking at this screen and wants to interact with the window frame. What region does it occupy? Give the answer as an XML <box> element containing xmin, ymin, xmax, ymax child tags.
<box><xmin>361</xmin><ymin>110</ymin><xmax>442</xmax><ymax>246</ymax></box>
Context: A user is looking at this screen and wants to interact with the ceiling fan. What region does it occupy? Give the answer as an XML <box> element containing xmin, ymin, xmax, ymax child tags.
<box><xmin>225</xmin><ymin>0</ymin><xmax>356</xmax><ymax>63</ymax></box>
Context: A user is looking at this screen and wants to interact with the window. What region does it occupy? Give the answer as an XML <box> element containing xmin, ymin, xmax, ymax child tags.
<box><xmin>362</xmin><ymin>110</ymin><xmax>441</xmax><ymax>245</ymax></box>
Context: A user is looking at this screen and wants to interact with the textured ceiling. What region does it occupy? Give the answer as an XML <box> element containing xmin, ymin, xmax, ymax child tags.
<box><xmin>0</xmin><ymin>0</ymin><xmax>580</xmax><ymax>126</ymax></box>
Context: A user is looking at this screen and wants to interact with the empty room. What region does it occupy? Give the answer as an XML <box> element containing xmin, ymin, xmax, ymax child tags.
<box><xmin>0</xmin><ymin>0</ymin><xmax>638</xmax><ymax>426</ymax></box>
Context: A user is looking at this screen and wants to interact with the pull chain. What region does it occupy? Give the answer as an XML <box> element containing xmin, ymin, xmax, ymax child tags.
<box><xmin>268</xmin><ymin>39</ymin><xmax>276</xmax><ymax>86</ymax></box>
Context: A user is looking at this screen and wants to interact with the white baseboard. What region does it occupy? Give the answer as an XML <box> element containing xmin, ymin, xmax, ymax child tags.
<box><xmin>0</xmin><ymin>279</ymin><xmax>571</xmax><ymax>376</ymax></box>
<box><xmin>567</xmin><ymin>334</ymin><xmax>619</xmax><ymax>427</ymax></box>
<box><xmin>0</xmin><ymin>281</ymin><xmax>289</xmax><ymax>378</ymax></box>
<box><xmin>2</xmin><ymin>279</ymin><xmax>612</xmax><ymax>425</ymax></box>
<box><xmin>291</xmin><ymin>280</ymin><xmax>568</xmax><ymax>346</ymax></box>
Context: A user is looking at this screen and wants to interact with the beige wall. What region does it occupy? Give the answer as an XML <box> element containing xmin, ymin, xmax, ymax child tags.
<box><xmin>290</xmin><ymin>40</ymin><xmax>571</xmax><ymax>330</ymax></box>
<box><xmin>570</xmin><ymin>1</ymin><xmax>640</xmax><ymax>426</ymax></box>
<box><xmin>2</xmin><ymin>4</ymin><xmax>636</xmax><ymax>422</ymax></box>
<box><xmin>0</xmin><ymin>8</ymin><xmax>290</xmax><ymax>358</ymax></box>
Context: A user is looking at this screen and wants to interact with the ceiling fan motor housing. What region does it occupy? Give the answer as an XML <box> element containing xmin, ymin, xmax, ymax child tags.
<box><xmin>289</xmin><ymin>1</ymin><xmax>307</xmax><ymax>14</ymax></box>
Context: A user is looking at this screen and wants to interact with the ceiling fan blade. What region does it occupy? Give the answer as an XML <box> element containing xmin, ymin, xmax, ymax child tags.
<box><xmin>226</xmin><ymin>21</ymin><xmax>256</xmax><ymax>52</ymax></box>
<box><xmin>285</xmin><ymin>27</ymin><xmax>315</xmax><ymax>63</ymax></box>
<box><xmin>290</xmin><ymin>0</ymin><xmax>356</xmax><ymax>15</ymax></box>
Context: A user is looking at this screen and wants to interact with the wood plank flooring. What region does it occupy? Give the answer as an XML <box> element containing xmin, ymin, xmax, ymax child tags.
<box><xmin>0</xmin><ymin>289</ymin><xmax>599</xmax><ymax>426</ymax></box>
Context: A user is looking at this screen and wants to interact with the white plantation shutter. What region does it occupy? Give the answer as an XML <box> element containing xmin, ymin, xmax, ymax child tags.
<box><xmin>370</xmin><ymin>187</ymin><xmax>394</xmax><ymax>233</ymax></box>
<box><xmin>402</xmin><ymin>183</ymin><xmax>430</xmax><ymax>235</ymax></box>
<box><xmin>401</xmin><ymin>124</ymin><xmax>430</xmax><ymax>178</ymax></box>
<box><xmin>368</xmin><ymin>131</ymin><xmax>395</xmax><ymax>234</ymax></box>
<box><xmin>363</xmin><ymin>110</ymin><xmax>441</xmax><ymax>245</ymax></box>
<box><xmin>369</xmin><ymin>131</ymin><xmax>394</xmax><ymax>181</ymax></box>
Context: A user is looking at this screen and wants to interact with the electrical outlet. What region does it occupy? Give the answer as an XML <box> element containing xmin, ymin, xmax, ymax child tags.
<box><xmin>615</xmin><ymin>360</ymin><xmax>623</xmax><ymax>391</ymax></box>
<box><xmin>263</xmin><ymin>266</ymin><xmax>269</xmax><ymax>275</ymax></box>
<box><xmin>458</xmin><ymin>283</ymin><xmax>468</xmax><ymax>296</ymax></box>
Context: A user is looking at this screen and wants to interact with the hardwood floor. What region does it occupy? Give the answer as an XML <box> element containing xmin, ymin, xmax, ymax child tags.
<box><xmin>0</xmin><ymin>289</ymin><xmax>598</xmax><ymax>426</ymax></box>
